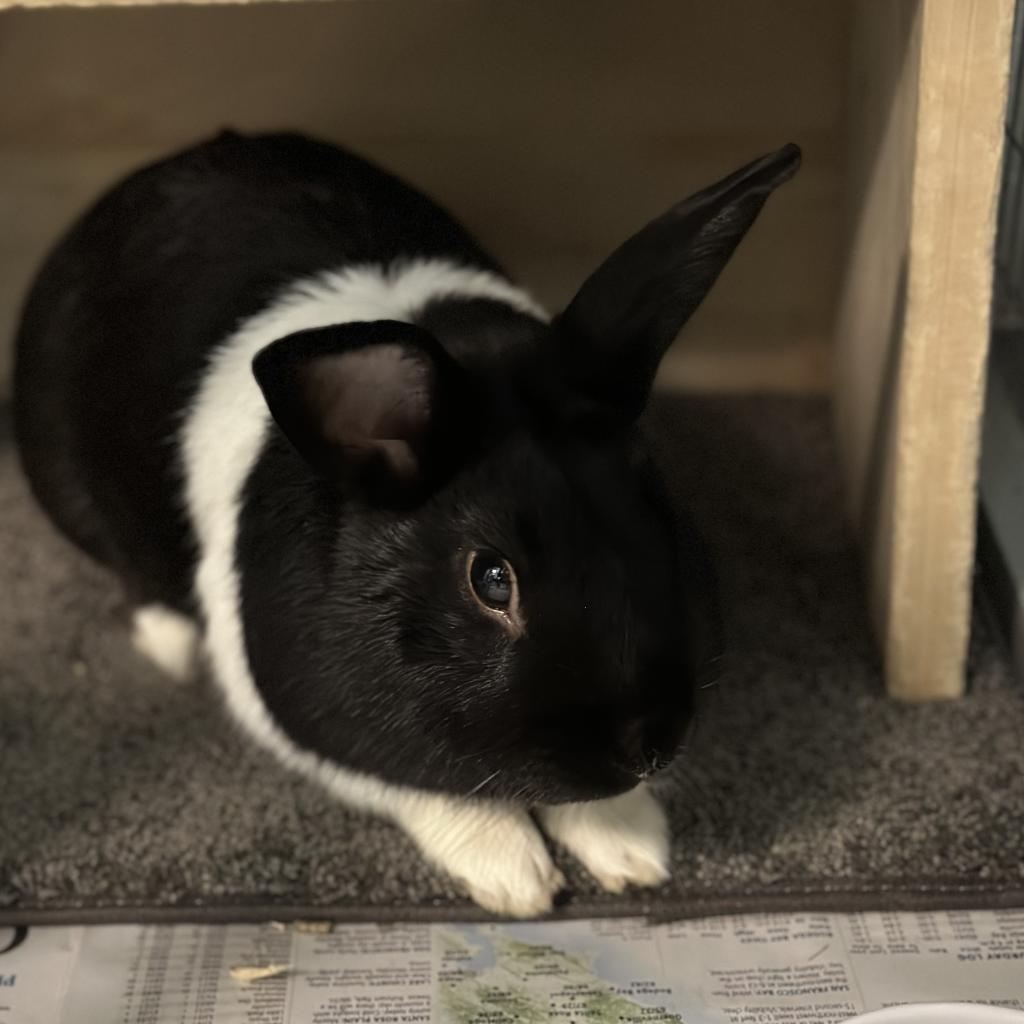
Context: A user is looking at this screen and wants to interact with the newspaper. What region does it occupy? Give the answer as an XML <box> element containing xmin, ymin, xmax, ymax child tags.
<box><xmin>1</xmin><ymin>909</ymin><xmax>1022</xmax><ymax>1024</ymax></box>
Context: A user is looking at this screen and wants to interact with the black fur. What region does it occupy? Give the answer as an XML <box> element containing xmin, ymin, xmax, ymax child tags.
<box><xmin>14</xmin><ymin>131</ymin><xmax>495</xmax><ymax>610</ymax></box>
<box><xmin>14</xmin><ymin>130</ymin><xmax>799</xmax><ymax>804</ymax></box>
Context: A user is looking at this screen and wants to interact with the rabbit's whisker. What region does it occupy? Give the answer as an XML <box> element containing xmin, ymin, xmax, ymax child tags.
<box><xmin>466</xmin><ymin>769</ymin><xmax>501</xmax><ymax>797</ymax></box>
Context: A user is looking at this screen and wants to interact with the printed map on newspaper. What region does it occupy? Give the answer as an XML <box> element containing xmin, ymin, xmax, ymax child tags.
<box><xmin>1</xmin><ymin>909</ymin><xmax>1022</xmax><ymax>1023</ymax></box>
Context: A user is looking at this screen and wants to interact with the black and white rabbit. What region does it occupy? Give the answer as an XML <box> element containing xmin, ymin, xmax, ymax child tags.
<box><xmin>14</xmin><ymin>131</ymin><xmax>799</xmax><ymax>916</ymax></box>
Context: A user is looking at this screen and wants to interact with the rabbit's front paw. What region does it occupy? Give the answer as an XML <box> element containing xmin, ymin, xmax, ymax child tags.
<box><xmin>399</xmin><ymin>799</ymin><xmax>564</xmax><ymax>917</ymax></box>
<box><xmin>537</xmin><ymin>783</ymin><xmax>669</xmax><ymax>893</ymax></box>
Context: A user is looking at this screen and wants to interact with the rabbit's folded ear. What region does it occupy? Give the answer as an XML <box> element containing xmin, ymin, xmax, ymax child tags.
<box><xmin>253</xmin><ymin>320</ymin><xmax>472</xmax><ymax>504</ymax></box>
<box><xmin>553</xmin><ymin>143</ymin><xmax>801</xmax><ymax>421</ymax></box>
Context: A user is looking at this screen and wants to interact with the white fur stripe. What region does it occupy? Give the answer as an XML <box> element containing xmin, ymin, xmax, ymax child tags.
<box><xmin>181</xmin><ymin>258</ymin><xmax>546</xmax><ymax>818</ymax></box>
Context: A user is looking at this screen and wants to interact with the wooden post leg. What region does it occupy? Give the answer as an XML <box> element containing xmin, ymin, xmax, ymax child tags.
<box><xmin>835</xmin><ymin>0</ymin><xmax>1013</xmax><ymax>700</ymax></box>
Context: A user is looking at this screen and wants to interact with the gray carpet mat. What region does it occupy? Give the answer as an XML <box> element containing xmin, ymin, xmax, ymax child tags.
<box><xmin>2</xmin><ymin>395</ymin><xmax>1023</xmax><ymax>925</ymax></box>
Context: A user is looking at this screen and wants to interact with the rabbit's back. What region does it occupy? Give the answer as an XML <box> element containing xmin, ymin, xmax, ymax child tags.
<box><xmin>13</xmin><ymin>130</ymin><xmax>494</xmax><ymax>609</ymax></box>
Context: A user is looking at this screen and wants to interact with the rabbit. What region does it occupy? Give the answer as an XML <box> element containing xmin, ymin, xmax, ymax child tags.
<box><xmin>13</xmin><ymin>130</ymin><xmax>799</xmax><ymax>917</ymax></box>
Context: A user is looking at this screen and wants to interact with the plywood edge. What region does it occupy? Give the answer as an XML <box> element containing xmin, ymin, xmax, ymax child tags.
<box><xmin>0</xmin><ymin>0</ymin><xmax>322</xmax><ymax>8</ymax></box>
<box><xmin>833</xmin><ymin>2</ymin><xmax>920</xmax><ymax>531</ymax></box>
<box><xmin>833</xmin><ymin>0</ymin><xmax>921</xmax><ymax>674</ymax></box>
<box><xmin>885</xmin><ymin>0</ymin><xmax>1014</xmax><ymax>700</ymax></box>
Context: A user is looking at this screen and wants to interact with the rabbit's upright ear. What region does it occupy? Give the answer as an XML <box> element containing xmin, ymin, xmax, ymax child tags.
<box><xmin>253</xmin><ymin>320</ymin><xmax>473</xmax><ymax>505</ymax></box>
<box><xmin>553</xmin><ymin>143</ymin><xmax>801</xmax><ymax>422</ymax></box>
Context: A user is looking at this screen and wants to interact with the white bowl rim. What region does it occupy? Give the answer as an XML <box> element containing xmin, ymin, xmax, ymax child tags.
<box><xmin>846</xmin><ymin>1004</ymin><xmax>1024</xmax><ymax>1024</ymax></box>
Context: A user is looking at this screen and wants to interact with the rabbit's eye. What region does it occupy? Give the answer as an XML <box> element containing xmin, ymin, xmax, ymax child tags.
<box><xmin>469</xmin><ymin>551</ymin><xmax>513</xmax><ymax>608</ymax></box>
<box><xmin>466</xmin><ymin>550</ymin><xmax>524</xmax><ymax>636</ymax></box>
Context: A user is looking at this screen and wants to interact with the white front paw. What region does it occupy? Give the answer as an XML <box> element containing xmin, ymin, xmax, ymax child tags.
<box><xmin>398</xmin><ymin>799</ymin><xmax>564</xmax><ymax>918</ymax></box>
<box><xmin>537</xmin><ymin>783</ymin><xmax>670</xmax><ymax>893</ymax></box>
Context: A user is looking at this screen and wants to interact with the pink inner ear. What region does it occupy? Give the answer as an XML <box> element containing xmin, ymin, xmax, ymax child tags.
<box><xmin>303</xmin><ymin>344</ymin><xmax>435</xmax><ymax>478</ymax></box>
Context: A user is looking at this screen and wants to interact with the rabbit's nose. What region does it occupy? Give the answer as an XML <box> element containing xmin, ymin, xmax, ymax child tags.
<box><xmin>616</xmin><ymin>717</ymin><xmax>665</xmax><ymax>779</ymax></box>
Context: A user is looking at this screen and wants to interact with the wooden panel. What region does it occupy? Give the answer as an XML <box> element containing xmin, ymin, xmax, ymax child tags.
<box><xmin>0</xmin><ymin>0</ymin><xmax>844</xmax><ymax>397</ymax></box>
<box><xmin>3</xmin><ymin>0</ymin><xmax>285</xmax><ymax>6</ymax></box>
<box><xmin>888</xmin><ymin>0</ymin><xmax>1014</xmax><ymax>699</ymax></box>
<box><xmin>834</xmin><ymin>0</ymin><xmax>921</xmax><ymax>531</ymax></box>
<box><xmin>835</xmin><ymin>0</ymin><xmax>1013</xmax><ymax>700</ymax></box>
<box><xmin>2</xmin><ymin>0</ymin><xmax>282</xmax><ymax>6</ymax></box>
